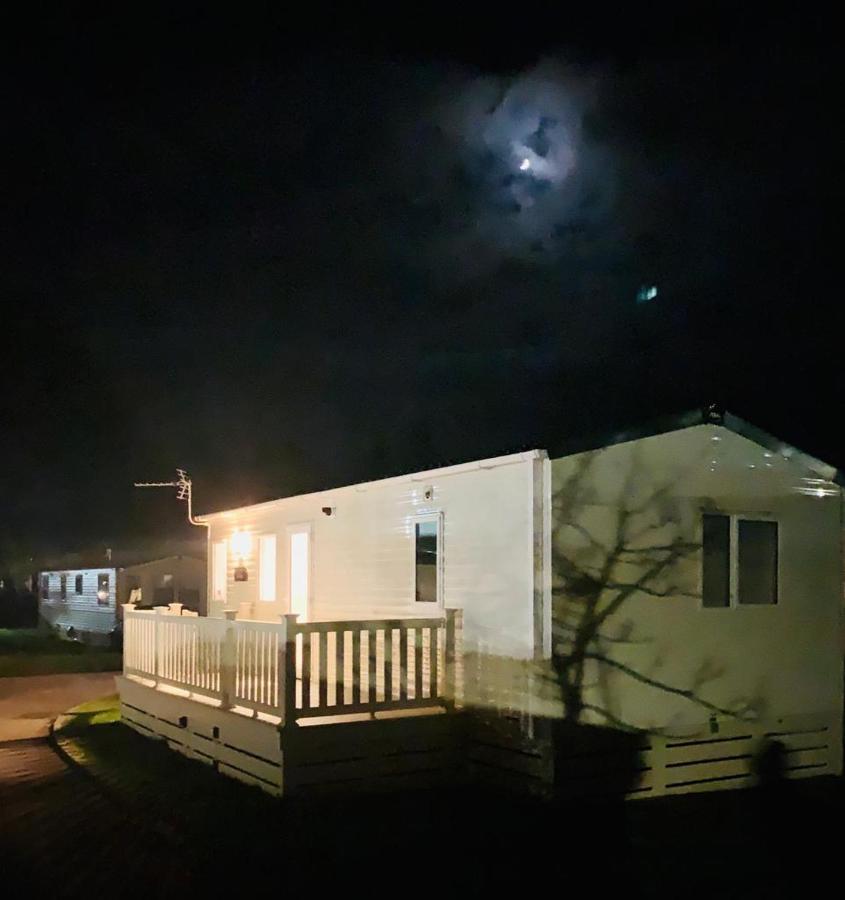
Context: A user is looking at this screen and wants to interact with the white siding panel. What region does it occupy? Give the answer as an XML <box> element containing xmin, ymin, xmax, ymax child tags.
<box><xmin>206</xmin><ymin>454</ymin><xmax>539</xmax><ymax>658</ymax></box>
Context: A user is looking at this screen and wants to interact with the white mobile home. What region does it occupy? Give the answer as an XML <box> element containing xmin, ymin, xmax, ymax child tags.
<box><xmin>41</xmin><ymin>555</ymin><xmax>206</xmax><ymax>644</ymax></box>
<box><xmin>116</xmin><ymin>408</ymin><xmax>844</xmax><ymax>797</ymax></box>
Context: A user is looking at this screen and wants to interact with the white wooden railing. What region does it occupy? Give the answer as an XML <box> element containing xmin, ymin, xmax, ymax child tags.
<box><xmin>122</xmin><ymin>606</ymin><xmax>461</xmax><ymax>722</ymax></box>
<box><xmin>233</xmin><ymin>619</ymin><xmax>286</xmax><ymax>716</ymax></box>
<box><xmin>124</xmin><ymin>610</ymin><xmax>227</xmax><ymax>701</ymax></box>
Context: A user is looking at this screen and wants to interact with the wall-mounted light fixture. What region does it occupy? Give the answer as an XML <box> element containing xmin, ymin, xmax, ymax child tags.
<box><xmin>322</xmin><ymin>506</ymin><xmax>335</xmax><ymax>516</ymax></box>
<box><xmin>423</xmin><ymin>486</ymin><xmax>434</xmax><ymax>501</ymax></box>
<box><xmin>230</xmin><ymin>530</ymin><xmax>252</xmax><ymax>557</ymax></box>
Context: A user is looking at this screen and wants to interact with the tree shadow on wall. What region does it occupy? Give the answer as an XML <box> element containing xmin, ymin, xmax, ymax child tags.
<box><xmin>549</xmin><ymin>447</ymin><xmax>763</xmax><ymax>734</ymax></box>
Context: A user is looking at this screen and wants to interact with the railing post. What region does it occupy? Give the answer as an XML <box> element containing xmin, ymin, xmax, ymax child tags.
<box><xmin>221</xmin><ymin>610</ymin><xmax>237</xmax><ymax>709</ymax></box>
<box><xmin>444</xmin><ymin>608</ymin><xmax>463</xmax><ymax>711</ymax></box>
<box><xmin>121</xmin><ymin>605</ymin><xmax>136</xmax><ymax>675</ymax></box>
<box><xmin>154</xmin><ymin>605</ymin><xmax>168</xmax><ymax>685</ymax></box>
<box><xmin>280</xmin><ymin>614</ymin><xmax>299</xmax><ymax>728</ymax></box>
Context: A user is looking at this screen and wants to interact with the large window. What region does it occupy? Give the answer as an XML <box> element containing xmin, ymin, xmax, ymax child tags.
<box><xmin>289</xmin><ymin>528</ymin><xmax>310</xmax><ymax>620</ymax></box>
<box><xmin>212</xmin><ymin>540</ymin><xmax>227</xmax><ymax>605</ymax></box>
<box><xmin>737</xmin><ymin>520</ymin><xmax>778</xmax><ymax>605</ymax></box>
<box><xmin>414</xmin><ymin>517</ymin><xmax>440</xmax><ymax>604</ymax></box>
<box><xmin>702</xmin><ymin>515</ymin><xmax>730</xmax><ymax>607</ymax></box>
<box><xmin>702</xmin><ymin>514</ymin><xmax>778</xmax><ymax>607</ymax></box>
<box><xmin>259</xmin><ymin>534</ymin><xmax>277</xmax><ymax>603</ymax></box>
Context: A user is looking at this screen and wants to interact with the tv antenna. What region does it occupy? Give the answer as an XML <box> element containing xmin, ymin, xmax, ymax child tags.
<box><xmin>134</xmin><ymin>469</ymin><xmax>208</xmax><ymax>529</ymax></box>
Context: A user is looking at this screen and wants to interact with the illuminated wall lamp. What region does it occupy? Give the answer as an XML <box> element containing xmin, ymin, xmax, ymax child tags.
<box><xmin>230</xmin><ymin>530</ymin><xmax>253</xmax><ymax>557</ymax></box>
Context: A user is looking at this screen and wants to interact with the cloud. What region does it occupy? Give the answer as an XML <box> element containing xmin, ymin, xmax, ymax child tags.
<box><xmin>399</xmin><ymin>59</ymin><xmax>611</xmax><ymax>282</ymax></box>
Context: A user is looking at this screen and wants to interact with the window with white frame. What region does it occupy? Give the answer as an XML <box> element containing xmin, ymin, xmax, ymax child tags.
<box><xmin>414</xmin><ymin>516</ymin><xmax>440</xmax><ymax>604</ymax></box>
<box><xmin>702</xmin><ymin>513</ymin><xmax>778</xmax><ymax>607</ymax></box>
<box><xmin>212</xmin><ymin>540</ymin><xmax>227</xmax><ymax>605</ymax></box>
<box><xmin>288</xmin><ymin>527</ymin><xmax>311</xmax><ymax>620</ymax></box>
<box><xmin>259</xmin><ymin>534</ymin><xmax>277</xmax><ymax>603</ymax></box>
<box><xmin>97</xmin><ymin>573</ymin><xmax>110</xmax><ymax>606</ymax></box>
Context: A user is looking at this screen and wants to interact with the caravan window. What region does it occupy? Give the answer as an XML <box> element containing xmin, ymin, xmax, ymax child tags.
<box><xmin>259</xmin><ymin>534</ymin><xmax>277</xmax><ymax>603</ymax></box>
<box><xmin>41</xmin><ymin>575</ymin><xmax>49</xmax><ymax>599</ymax></box>
<box><xmin>75</xmin><ymin>574</ymin><xmax>83</xmax><ymax>594</ymax></box>
<box><xmin>738</xmin><ymin>520</ymin><xmax>778</xmax><ymax>605</ymax></box>
<box><xmin>60</xmin><ymin>575</ymin><xmax>67</xmax><ymax>600</ymax></box>
<box><xmin>701</xmin><ymin>514</ymin><xmax>778</xmax><ymax>607</ymax></box>
<box><xmin>212</xmin><ymin>541</ymin><xmax>227</xmax><ymax>605</ymax></box>
<box><xmin>702</xmin><ymin>515</ymin><xmax>730</xmax><ymax>607</ymax></box>
<box><xmin>414</xmin><ymin>518</ymin><xmax>440</xmax><ymax>604</ymax></box>
<box><xmin>97</xmin><ymin>573</ymin><xmax>110</xmax><ymax>606</ymax></box>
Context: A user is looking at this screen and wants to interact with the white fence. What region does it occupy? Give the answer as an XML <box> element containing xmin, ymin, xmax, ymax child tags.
<box><xmin>292</xmin><ymin>617</ymin><xmax>454</xmax><ymax>719</ymax></box>
<box><xmin>122</xmin><ymin>608</ymin><xmax>460</xmax><ymax>722</ymax></box>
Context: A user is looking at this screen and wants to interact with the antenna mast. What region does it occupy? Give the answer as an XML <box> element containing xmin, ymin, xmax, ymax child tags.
<box><xmin>134</xmin><ymin>469</ymin><xmax>208</xmax><ymax>529</ymax></box>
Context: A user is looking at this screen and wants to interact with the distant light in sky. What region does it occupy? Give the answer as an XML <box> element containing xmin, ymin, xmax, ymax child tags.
<box><xmin>636</xmin><ymin>285</ymin><xmax>658</xmax><ymax>303</ymax></box>
<box><xmin>519</xmin><ymin>158</ymin><xmax>531</xmax><ymax>171</ymax></box>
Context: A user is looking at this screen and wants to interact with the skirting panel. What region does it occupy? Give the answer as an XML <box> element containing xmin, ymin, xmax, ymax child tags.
<box><xmin>117</xmin><ymin>676</ymin><xmax>283</xmax><ymax>795</ymax></box>
<box><xmin>117</xmin><ymin>676</ymin><xmax>840</xmax><ymax>802</ymax></box>
<box><xmin>283</xmin><ymin>714</ymin><xmax>462</xmax><ymax>797</ymax></box>
<box><xmin>469</xmin><ymin>710</ymin><xmax>842</xmax><ymax>801</ymax></box>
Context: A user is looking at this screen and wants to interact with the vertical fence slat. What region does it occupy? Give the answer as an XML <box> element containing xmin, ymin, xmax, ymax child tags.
<box><xmin>414</xmin><ymin>628</ymin><xmax>423</xmax><ymax>701</ymax></box>
<box><xmin>317</xmin><ymin>631</ymin><xmax>327</xmax><ymax>709</ymax></box>
<box><xmin>352</xmin><ymin>630</ymin><xmax>361</xmax><ymax>706</ymax></box>
<box><xmin>303</xmin><ymin>630</ymin><xmax>312</xmax><ymax>709</ymax></box>
<box><xmin>335</xmin><ymin>630</ymin><xmax>344</xmax><ymax>708</ymax></box>
<box><xmin>368</xmin><ymin>629</ymin><xmax>377</xmax><ymax>706</ymax></box>
<box><xmin>384</xmin><ymin>626</ymin><xmax>393</xmax><ymax>703</ymax></box>
<box><xmin>399</xmin><ymin>625</ymin><xmax>408</xmax><ymax>700</ymax></box>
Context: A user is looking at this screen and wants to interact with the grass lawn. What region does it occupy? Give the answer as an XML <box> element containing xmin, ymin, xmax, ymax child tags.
<box><xmin>0</xmin><ymin>628</ymin><xmax>122</xmax><ymax>677</ymax></box>
<box><xmin>54</xmin><ymin>694</ymin><xmax>845</xmax><ymax>897</ymax></box>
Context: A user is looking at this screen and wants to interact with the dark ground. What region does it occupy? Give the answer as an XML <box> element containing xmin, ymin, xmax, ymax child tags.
<box><xmin>0</xmin><ymin>631</ymin><xmax>122</xmax><ymax>677</ymax></box>
<box><xmin>1</xmin><ymin>716</ymin><xmax>841</xmax><ymax>899</ymax></box>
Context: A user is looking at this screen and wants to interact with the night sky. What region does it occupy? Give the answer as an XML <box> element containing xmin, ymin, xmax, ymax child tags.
<box><xmin>1</xmin><ymin>7</ymin><xmax>840</xmax><ymax>567</ymax></box>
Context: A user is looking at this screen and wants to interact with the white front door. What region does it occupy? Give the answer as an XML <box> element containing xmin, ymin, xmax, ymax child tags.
<box><xmin>288</xmin><ymin>526</ymin><xmax>311</xmax><ymax>620</ymax></box>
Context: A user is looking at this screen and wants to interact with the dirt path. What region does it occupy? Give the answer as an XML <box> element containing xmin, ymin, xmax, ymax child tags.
<box><xmin>0</xmin><ymin>672</ymin><xmax>117</xmax><ymax>741</ymax></box>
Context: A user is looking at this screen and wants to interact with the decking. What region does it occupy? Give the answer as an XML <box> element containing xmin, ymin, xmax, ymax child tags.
<box><xmin>119</xmin><ymin>606</ymin><xmax>464</xmax><ymax>794</ymax></box>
